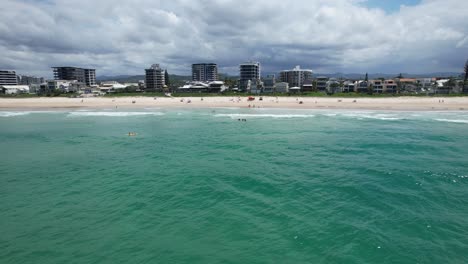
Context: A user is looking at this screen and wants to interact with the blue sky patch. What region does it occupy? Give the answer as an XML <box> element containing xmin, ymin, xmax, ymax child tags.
<box><xmin>363</xmin><ymin>0</ymin><xmax>422</xmax><ymax>12</ymax></box>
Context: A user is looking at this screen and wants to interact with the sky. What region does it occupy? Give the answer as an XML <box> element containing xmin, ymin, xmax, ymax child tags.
<box><xmin>1</xmin><ymin>0</ymin><xmax>467</xmax><ymax>78</ymax></box>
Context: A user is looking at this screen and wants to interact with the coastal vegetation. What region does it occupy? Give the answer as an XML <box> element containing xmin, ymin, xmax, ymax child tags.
<box><xmin>3</xmin><ymin>91</ymin><xmax>468</xmax><ymax>98</ymax></box>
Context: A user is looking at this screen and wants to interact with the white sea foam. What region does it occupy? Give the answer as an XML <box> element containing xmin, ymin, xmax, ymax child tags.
<box><xmin>0</xmin><ymin>111</ymin><xmax>58</xmax><ymax>117</ymax></box>
<box><xmin>0</xmin><ymin>111</ymin><xmax>32</xmax><ymax>117</ymax></box>
<box><xmin>340</xmin><ymin>113</ymin><xmax>402</xmax><ymax>120</ymax></box>
<box><xmin>144</xmin><ymin>107</ymin><xmax>161</xmax><ymax>110</ymax></box>
<box><xmin>67</xmin><ymin>112</ymin><xmax>165</xmax><ymax>117</ymax></box>
<box><xmin>435</xmin><ymin>119</ymin><xmax>468</xmax><ymax>124</ymax></box>
<box><xmin>210</xmin><ymin>107</ymin><xmax>242</xmax><ymax>110</ymax></box>
<box><xmin>214</xmin><ymin>113</ymin><xmax>315</xmax><ymax>119</ymax></box>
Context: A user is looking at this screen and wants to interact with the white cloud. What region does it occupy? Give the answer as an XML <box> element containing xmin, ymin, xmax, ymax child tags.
<box><xmin>0</xmin><ymin>0</ymin><xmax>467</xmax><ymax>77</ymax></box>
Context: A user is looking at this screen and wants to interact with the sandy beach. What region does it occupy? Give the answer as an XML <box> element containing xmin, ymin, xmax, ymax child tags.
<box><xmin>1</xmin><ymin>96</ymin><xmax>467</xmax><ymax>111</ymax></box>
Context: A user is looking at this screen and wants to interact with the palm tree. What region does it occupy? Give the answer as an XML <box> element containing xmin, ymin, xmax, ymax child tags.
<box><xmin>312</xmin><ymin>79</ymin><xmax>318</xmax><ymax>92</ymax></box>
<box><xmin>164</xmin><ymin>70</ymin><xmax>170</xmax><ymax>86</ymax></box>
<box><xmin>329</xmin><ymin>82</ymin><xmax>340</xmax><ymax>95</ymax></box>
<box><xmin>367</xmin><ymin>83</ymin><xmax>374</xmax><ymax>95</ymax></box>
<box><xmin>396</xmin><ymin>80</ymin><xmax>402</xmax><ymax>94</ymax></box>
<box><xmin>464</xmin><ymin>59</ymin><xmax>468</xmax><ymax>93</ymax></box>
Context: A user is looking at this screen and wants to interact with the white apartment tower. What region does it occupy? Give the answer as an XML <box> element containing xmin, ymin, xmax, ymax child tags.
<box><xmin>279</xmin><ymin>65</ymin><xmax>313</xmax><ymax>88</ymax></box>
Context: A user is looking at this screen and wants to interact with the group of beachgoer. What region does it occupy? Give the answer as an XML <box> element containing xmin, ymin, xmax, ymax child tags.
<box><xmin>229</xmin><ymin>97</ymin><xmax>243</xmax><ymax>103</ymax></box>
<box><xmin>438</xmin><ymin>99</ymin><xmax>445</xmax><ymax>103</ymax></box>
<box><xmin>248</xmin><ymin>104</ymin><xmax>261</xmax><ymax>108</ymax></box>
<box><xmin>237</xmin><ymin>119</ymin><xmax>247</xmax><ymax>122</ymax></box>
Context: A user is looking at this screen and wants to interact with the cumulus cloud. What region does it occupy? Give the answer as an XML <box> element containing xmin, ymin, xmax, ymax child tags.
<box><xmin>0</xmin><ymin>0</ymin><xmax>467</xmax><ymax>78</ymax></box>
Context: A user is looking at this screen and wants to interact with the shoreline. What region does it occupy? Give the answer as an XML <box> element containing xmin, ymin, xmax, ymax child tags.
<box><xmin>1</xmin><ymin>96</ymin><xmax>468</xmax><ymax>111</ymax></box>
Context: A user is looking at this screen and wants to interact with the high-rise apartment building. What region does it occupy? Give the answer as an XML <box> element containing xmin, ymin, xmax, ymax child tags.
<box><xmin>192</xmin><ymin>63</ymin><xmax>218</xmax><ymax>82</ymax></box>
<box><xmin>52</xmin><ymin>67</ymin><xmax>96</xmax><ymax>86</ymax></box>
<box><xmin>279</xmin><ymin>65</ymin><xmax>313</xmax><ymax>88</ymax></box>
<box><xmin>84</xmin><ymin>69</ymin><xmax>96</xmax><ymax>86</ymax></box>
<box><xmin>239</xmin><ymin>61</ymin><xmax>260</xmax><ymax>91</ymax></box>
<box><xmin>18</xmin><ymin>75</ymin><xmax>45</xmax><ymax>85</ymax></box>
<box><xmin>0</xmin><ymin>70</ymin><xmax>18</xmax><ymax>85</ymax></box>
<box><xmin>145</xmin><ymin>64</ymin><xmax>165</xmax><ymax>91</ymax></box>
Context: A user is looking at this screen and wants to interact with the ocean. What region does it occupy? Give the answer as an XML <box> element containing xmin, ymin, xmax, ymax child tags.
<box><xmin>1</xmin><ymin>108</ymin><xmax>467</xmax><ymax>263</ymax></box>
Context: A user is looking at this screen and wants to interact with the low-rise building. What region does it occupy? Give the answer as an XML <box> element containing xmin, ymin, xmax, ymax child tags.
<box><xmin>316</xmin><ymin>76</ymin><xmax>329</xmax><ymax>92</ymax></box>
<box><xmin>46</xmin><ymin>80</ymin><xmax>85</xmax><ymax>93</ymax></box>
<box><xmin>263</xmin><ymin>75</ymin><xmax>275</xmax><ymax>93</ymax></box>
<box><xmin>384</xmin><ymin>80</ymin><xmax>397</xmax><ymax>93</ymax></box>
<box><xmin>249</xmin><ymin>80</ymin><xmax>263</xmax><ymax>94</ymax></box>
<box><xmin>274</xmin><ymin>82</ymin><xmax>289</xmax><ymax>93</ymax></box>
<box><xmin>29</xmin><ymin>84</ymin><xmax>42</xmax><ymax>94</ymax></box>
<box><xmin>356</xmin><ymin>80</ymin><xmax>369</xmax><ymax>93</ymax></box>
<box><xmin>178</xmin><ymin>81</ymin><xmax>227</xmax><ymax>93</ymax></box>
<box><xmin>435</xmin><ymin>79</ymin><xmax>451</xmax><ymax>94</ymax></box>
<box><xmin>1</xmin><ymin>85</ymin><xmax>30</xmax><ymax>94</ymax></box>
<box><xmin>397</xmin><ymin>78</ymin><xmax>417</xmax><ymax>93</ymax></box>
<box><xmin>123</xmin><ymin>83</ymin><xmax>139</xmax><ymax>88</ymax></box>
<box><xmin>417</xmin><ymin>78</ymin><xmax>434</xmax><ymax>90</ymax></box>
<box><xmin>370</xmin><ymin>80</ymin><xmax>384</xmax><ymax>93</ymax></box>
<box><xmin>342</xmin><ymin>81</ymin><xmax>355</xmax><ymax>92</ymax></box>
<box><xmin>302</xmin><ymin>80</ymin><xmax>314</xmax><ymax>92</ymax></box>
<box><xmin>289</xmin><ymin>86</ymin><xmax>301</xmax><ymax>93</ymax></box>
<box><xmin>99</xmin><ymin>81</ymin><xmax>127</xmax><ymax>93</ymax></box>
<box><xmin>326</xmin><ymin>78</ymin><xmax>341</xmax><ymax>93</ymax></box>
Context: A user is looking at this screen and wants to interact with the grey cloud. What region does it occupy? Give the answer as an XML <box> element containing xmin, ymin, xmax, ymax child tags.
<box><xmin>0</xmin><ymin>0</ymin><xmax>467</xmax><ymax>78</ymax></box>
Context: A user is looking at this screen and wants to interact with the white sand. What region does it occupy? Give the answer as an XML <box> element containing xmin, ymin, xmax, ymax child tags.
<box><xmin>0</xmin><ymin>96</ymin><xmax>467</xmax><ymax>111</ymax></box>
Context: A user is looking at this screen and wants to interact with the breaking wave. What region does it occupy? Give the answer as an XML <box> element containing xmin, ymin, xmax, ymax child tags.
<box><xmin>67</xmin><ymin>112</ymin><xmax>165</xmax><ymax>117</ymax></box>
<box><xmin>435</xmin><ymin>119</ymin><xmax>468</xmax><ymax>124</ymax></box>
<box><xmin>214</xmin><ymin>113</ymin><xmax>315</xmax><ymax>119</ymax></box>
<box><xmin>0</xmin><ymin>112</ymin><xmax>32</xmax><ymax>117</ymax></box>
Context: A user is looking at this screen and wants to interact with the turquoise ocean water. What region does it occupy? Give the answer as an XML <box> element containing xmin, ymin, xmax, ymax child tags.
<box><xmin>1</xmin><ymin>108</ymin><xmax>468</xmax><ymax>263</ymax></box>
